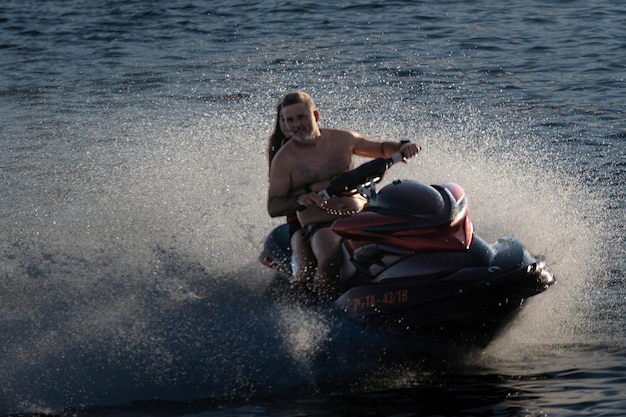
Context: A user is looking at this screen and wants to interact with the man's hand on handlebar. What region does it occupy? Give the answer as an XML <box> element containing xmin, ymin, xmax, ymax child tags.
<box><xmin>399</xmin><ymin>141</ymin><xmax>420</xmax><ymax>161</ymax></box>
<box><xmin>296</xmin><ymin>191</ymin><xmax>326</xmax><ymax>210</ymax></box>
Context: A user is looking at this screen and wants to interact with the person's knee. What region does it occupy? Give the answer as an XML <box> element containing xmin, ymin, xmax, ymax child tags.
<box><xmin>311</xmin><ymin>229</ymin><xmax>342</xmax><ymax>264</ymax></box>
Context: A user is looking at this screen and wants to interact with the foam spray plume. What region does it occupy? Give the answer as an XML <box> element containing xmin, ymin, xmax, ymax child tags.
<box><xmin>0</xmin><ymin>96</ymin><xmax>605</xmax><ymax>414</ymax></box>
<box><xmin>0</xmin><ymin>102</ymin><xmax>303</xmax><ymax>413</ymax></box>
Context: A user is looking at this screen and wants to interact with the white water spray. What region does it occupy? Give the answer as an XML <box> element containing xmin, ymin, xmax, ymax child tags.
<box><xmin>0</xmin><ymin>90</ymin><xmax>609</xmax><ymax>414</ymax></box>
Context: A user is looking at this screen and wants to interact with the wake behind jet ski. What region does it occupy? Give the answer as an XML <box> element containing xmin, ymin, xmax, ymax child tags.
<box><xmin>259</xmin><ymin>153</ymin><xmax>556</xmax><ymax>345</ymax></box>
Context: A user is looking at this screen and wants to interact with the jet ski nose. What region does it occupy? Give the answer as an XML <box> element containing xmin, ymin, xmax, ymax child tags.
<box><xmin>527</xmin><ymin>261</ymin><xmax>556</xmax><ymax>288</ymax></box>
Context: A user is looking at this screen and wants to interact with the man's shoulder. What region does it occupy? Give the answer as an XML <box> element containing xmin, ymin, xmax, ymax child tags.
<box><xmin>320</xmin><ymin>128</ymin><xmax>361</xmax><ymax>147</ymax></box>
<box><xmin>320</xmin><ymin>127</ymin><xmax>358</xmax><ymax>138</ymax></box>
<box><xmin>272</xmin><ymin>142</ymin><xmax>293</xmax><ymax>162</ymax></box>
<box><xmin>271</xmin><ymin>140</ymin><xmax>301</xmax><ymax>167</ymax></box>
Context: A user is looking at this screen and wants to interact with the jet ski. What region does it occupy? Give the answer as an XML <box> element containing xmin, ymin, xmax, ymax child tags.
<box><xmin>259</xmin><ymin>153</ymin><xmax>556</xmax><ymax>344</ymax></box>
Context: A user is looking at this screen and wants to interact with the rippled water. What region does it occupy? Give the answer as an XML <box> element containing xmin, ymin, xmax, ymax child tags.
<box><xmin>1</xmin><ymin>1</ymin><xmax>625</xmax><ymax>416</ymax></box>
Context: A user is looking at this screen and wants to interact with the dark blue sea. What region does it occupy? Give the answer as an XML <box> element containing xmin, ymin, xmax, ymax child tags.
<box><xmin>1</xmin><ymin>1</ymin><xmax>625</xmax><ymax>416</ymax></box>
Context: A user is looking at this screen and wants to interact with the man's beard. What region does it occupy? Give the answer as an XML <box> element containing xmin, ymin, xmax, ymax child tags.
<box><xmin>291</xmin><ymin>128</ymin><xmax>315</xmax><ymax>143</ymax></box>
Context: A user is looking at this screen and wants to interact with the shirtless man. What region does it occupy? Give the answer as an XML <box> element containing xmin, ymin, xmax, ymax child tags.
<box><xmin>267</xmin><ymin>91</ymin><xmax>419</xmax><ymax>302</ymax></box>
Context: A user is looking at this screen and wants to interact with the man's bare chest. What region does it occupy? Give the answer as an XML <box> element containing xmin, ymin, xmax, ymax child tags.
<box><xmin>291</xmin><ymin>153</ymin><xmax>351</xmax><ymax>187</ymax></box>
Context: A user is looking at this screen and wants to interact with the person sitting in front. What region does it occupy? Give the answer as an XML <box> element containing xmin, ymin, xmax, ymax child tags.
<box><xmin>267</xmin><ymin>91</ymin><xmax>419</xmax><ymax>302</ymax></box>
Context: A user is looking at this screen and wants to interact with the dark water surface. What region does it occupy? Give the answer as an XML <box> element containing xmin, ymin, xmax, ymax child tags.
<box><xmin>1</xmin><ymin>1</ymin><xmax>625</xmax><ymax>416</ymax></box>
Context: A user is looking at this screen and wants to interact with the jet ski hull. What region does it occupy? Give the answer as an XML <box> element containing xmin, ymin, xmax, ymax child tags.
<box><xmin>260</xmin><ymin>223</ymin><xmax>555</xmax><ymax>345</ymax></box>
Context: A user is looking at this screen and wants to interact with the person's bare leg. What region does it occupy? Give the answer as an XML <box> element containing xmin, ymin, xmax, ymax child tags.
<box><xmin>310</xmin><ymin>228</ymin><xmax>343</xmax><ymax>302</ymax></box>
<box><xmin>290</xmin><ymin>229</ymin><xmax>316</xmax><ymax>287</ymax></box>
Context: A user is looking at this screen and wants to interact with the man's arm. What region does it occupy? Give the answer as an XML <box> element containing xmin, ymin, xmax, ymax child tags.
<box><xmin>268</xmin><ymin>191</ymin><xmax>302</xmax><ymax>217</ymax></box>
<box><xmin>267</xmin><ymin>158</ymin><xmax>300</xmax><ymax>217</ymax></box>
<box><xmin>352</xmin><ymin>133</ymin><xmax>420</xmax><ymax>159</ymax></box>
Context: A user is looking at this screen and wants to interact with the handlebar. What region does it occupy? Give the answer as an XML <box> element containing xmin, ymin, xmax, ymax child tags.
<box><xmin>318</xmin><ymin>152</ymin><xmax>405</xmax><ymax>201</ymax></box>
